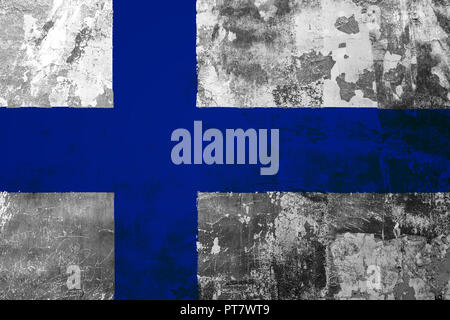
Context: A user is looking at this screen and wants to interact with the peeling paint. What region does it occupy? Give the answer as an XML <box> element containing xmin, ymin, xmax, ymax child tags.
<box><xmin>198</xmin><ymin>193</ymin><xmax>450</xmax><ymax>300</ymax></box>
<box><xmin>0</xmin><ymin>0</ymin><xmax>113</xmax><ymax>108</ymax></box>
<box><xmin>197</xmin><ymin>0</ymin><xmax>450</xmax><ymax>108</ymax></box>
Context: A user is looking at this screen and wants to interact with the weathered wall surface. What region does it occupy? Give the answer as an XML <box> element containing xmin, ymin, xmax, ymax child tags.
<box><xmin>0</xmin><ymin>0</ymin><xmax>113</xmax><ymax>107</ymax></box>
<box><xmin>198</xmin><ymin>193</ymin><xmax>450</xmax><ymax>300</ymax></box>
<box><xmin>0</xmin><ymin>193</ymin><xmax>114</xmax><ymax>300</ymax></box>
<box><xmin>197</xmin><ymin>0</ymin><xmax>450</xmax><ymax>108</ymax></box>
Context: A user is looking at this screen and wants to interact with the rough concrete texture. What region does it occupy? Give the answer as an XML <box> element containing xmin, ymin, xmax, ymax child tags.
<box><xmin>0</xmin><ymin>0</ymin><xmax>113</xmax><ymax>108</ymax></box>
<box><xmin>0</xmin><ymin>193</ymin><xmax>114</xmax><ymax>300</ymax></box>
<box><xmin>197</xmin><ymin>0</ymin><xmax>450</xmax><ymax>108</ymax></box>
<box><xmin>198</xmin><ymin>193</ymin><xmax>450</xmax><ymax>300</ymax></box>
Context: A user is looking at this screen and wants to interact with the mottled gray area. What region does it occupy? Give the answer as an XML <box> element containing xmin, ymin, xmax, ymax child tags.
<box><xmin>198</xmin><ymin>193</ymin><xmax>450</xmax><ymax>300</ymax></box>
<box><xmin>0</xmin><ymin>193</ymin><xmax>114</xmax><ymax>300</ymax></box>
<box><xmin>0</xmin><ymin>0</ymin><xmax>113</xmax><ymax>108</ymax></box>
<box><xmin>197</xmin><ymin>0</ymin><xmax>450</xmax><ymax>108</ymax></box>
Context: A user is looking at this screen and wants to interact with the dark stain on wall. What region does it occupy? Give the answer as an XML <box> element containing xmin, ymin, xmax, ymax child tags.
<box><xmin>335</xmin><ymin>15</ymin><xmax>360</xmax><ymax>34</ymax></box>
<box><xmin>67</xmin><ymin>27</ymin><xmax>93</xmax><ymax>64</ymax></box>
<box><xmin>35</xmin><ymin>20</ymin><xmax>54</xmax><ymax>46</ymax></box>
<box><xmin>295</xmin><ymin>51</ymin><xmax>336</xmax><ymax>85</ymax></box>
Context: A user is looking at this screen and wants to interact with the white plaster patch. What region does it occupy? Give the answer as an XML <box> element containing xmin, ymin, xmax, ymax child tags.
<box><xmin>211</xmin><ymin>237</ymin><xmax>221</xmax><ymax>255</ymax></box>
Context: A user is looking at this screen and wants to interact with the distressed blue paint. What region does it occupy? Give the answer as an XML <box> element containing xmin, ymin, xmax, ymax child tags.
<box><xmin>0</xmin><ymin>1</ymin><xmax>447</xmax><ymax>300</ymax></box>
